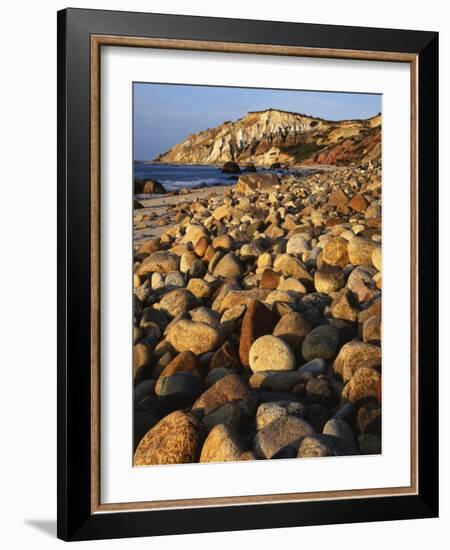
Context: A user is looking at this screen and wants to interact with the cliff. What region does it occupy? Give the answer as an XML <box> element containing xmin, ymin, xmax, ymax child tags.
<box><xmin>154</xmin><ymin>108</ymin><xmax>381</xmax><ymax>166</ymax></box>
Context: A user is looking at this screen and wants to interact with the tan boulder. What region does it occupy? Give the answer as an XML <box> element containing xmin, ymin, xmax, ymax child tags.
<box><xmin>134</xmin><ymin>411</ymin><xmax>205</xmax><ymax>465</ymax></box>
<box><xmin>200</xmin><ymin>424</ymin><xmax>244</xmax><ymax>463</ymax></box>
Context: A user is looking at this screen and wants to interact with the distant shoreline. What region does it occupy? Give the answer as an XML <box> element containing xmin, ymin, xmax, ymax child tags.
<box><xmin>135</xmin><ymin>160</ymin><xmax>341</xmax><ymax>171</ymax></box>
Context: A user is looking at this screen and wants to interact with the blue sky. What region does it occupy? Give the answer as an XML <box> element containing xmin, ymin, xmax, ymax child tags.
<box><xmin>133</xmin><ymin>83</ymin><xmax>381</xmax><ymax>161</ymax></box>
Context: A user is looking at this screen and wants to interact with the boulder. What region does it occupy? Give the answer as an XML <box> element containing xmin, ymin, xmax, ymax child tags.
<box><xmin>314</xmin><ymin>264</ymin><xmax>346</xmax><ymax>294</ymax></box>
<box><xmin>301</xmin><ymin>324</ymin><xmax>340</xmax><ymax>362</ymax></box>
<box><xmin>255</xmin><ymin>401</ymin><xmax>306</xmax><ymax>430</ymax></box>
<box><xmin>333</xmin><ymin>341</ymin><xmax>381</xmax><ymax>381</ymax></box>
<box><xmin>221</xmin><ymin>161</ymin><xmax>241</xmax><ymax>174</ymax></box>
<box><xmin>239</xmin><ymin>300</ymin><xmax>276</xmax><ymax>367</ymax></box>
<box><xmin>192</xmin><ymin>374</ymin><xmax>256</xmax><ymax>416</ymax></box>
<box><xmin>157</xmin><ymin>288</ymin><xmax>198</xmax><ymax>318</ymax></box>
<box><xmin>254</xmin><ymin>415</ymin><xmax>314</xmax><ymax>459</ymax></box>
<box><xmin>372</xmin><ymin>245</ymin><xmax>382</xmax><ymax>271</ymax></box>
<box><xmin>137</xmin><ymin>251</ymin><xmax>180</xmax><ymax>276</ymax></box>
<box><xmin>298</xmin><ymin>434</ymin><xmax>358</xmax><ymax>457</ymax></box>
<box><xmin>249</xmin><ymin>335</ymin><xmax>296</xmax><ymax>373</ymax></box>
<box><xmin>305</xmin><ymin>378</ymin><xmax>334</xmax><ymax>406</ymax></box>
<box><xmin>347</xmin><ymin>237</ymin><xmax>378</xmax><ymax>266</ymax></box>
<box><xmin>200</xmin><ymin>424</ymin><xmax>244</xmax><ymax>463</ymax></box>
<box><xmin>210</xmin><ymin>340</ymin><xmax>241</xmax><ymax>371</ymax></box>
<box><xmin>218</xmin><ymin>289</ymin><xmax>271</xmax><ymax>313</ymax></box>
<box><xmin>142</xmin><ymin>179</ymin><xmax>167</xmax><ymax>194</ymax></box>
<box><xmin>272</xmin><ymin>312</ymin><xmax>312</xmax><ymax>356</ymax></box>
<box><xmin>286</xmin><ymin>234</ymin><xmax>310</xmax><ymax>255</ymax></box>
<box><xmin>328</xmin><ymin>289</ymin><xmax>359</xmax><ymax>322</ymax></box>
<box><xmin>155</xmin><ymin>372</ymin><xmax>203</xmax><ymax>399</ymax></box>
<box><xmin>212</xmin><ymin>252</ymin><xmax>243</xmax><ymax>278</ymax></box>
<box><xmin>155</xmin><ymin>351</ymin><xmax>202</xmax><ymax>394</ymax></box>
<box><xmin>202</xmin><ymin>402</ymin><xmax>242</xmax><ymax>433</ymax></box>
<box><xmin>249</xmin><ymin>370</ymin><xmax>306</xmax><ymax>392</ymax></box>
<box><xmin>273</xmin><ymin>254</ymin><xmax>313</xmax><ymax>286</ymax></box>
<box><xmin>356</xmin><ymin>402</ymin><xmax>382</xmax><ymax>434</ymax></box>
<box><xmin>349</xmin><ymin>193</ymin><xmax>369</xmax><ymax>212</ymax></box>
<box><xmin>323</xmin><ymin>418</ymin><xmax>357</xmax><ymax>448</ymax></box>
<box><xmin>187</xmin><ymin>278</ymin><xmax>212</xmax><ymax>300</ymax></box>
<box><xmin>166</xmin><ymin>320</ymin><xmax>224</xmax><ymax>355</ymax></box>
<box><xmin>362</xmin><ymin>315</ymin><xmax>382</xmax><ymax>344</ymax></box>
<box><xmin>327</xmin><ymin>188</ymin><xmax>349</xmax><ymax>207</ymax></box>
<box><xmin>134</xmin><ymin>411</ymin><xmax>205</xmax><ymax>465</ymax></box>
<box><xmin>321</xmin><ymin>237</ymin><xmax>350</xmax><ymax>267</ymax></box>
<box><xmin>260</xmin><ymin>269</ymin><xmax>281</xmax><ymax>289</ymax></box>
<box><xmin>342</xmin><ymin>367</ymin><xmax>381</xmax><ymax>404</ymax></box>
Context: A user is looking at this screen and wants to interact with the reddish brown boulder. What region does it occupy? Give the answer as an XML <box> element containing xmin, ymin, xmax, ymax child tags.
<box><xmin>349</xmin><ymin>193</ymin><xmax>369</xmax><ymax>212</ymax></box>
<box><xmin>210</xmin><ymin>340</ymin><xmax>241</xmax><ymax>371</ymax></box>
<box><xmin>194</xmin><ymin>236</ymin><xmax>210</xmax><ymax>257</ymax></box>
<box><xmin>192</xmin><ymin>374</ymin><xmax>257</xmax><ymax>416</ymax></box>
<box><xmin>327</xmin><ymin>189</ymin><xmax>349</xmax><ymax>208</ymax></box>
<box><xmin>260</xmin><ymin>268</ymin><xmax>281</xmax><ymax>289</ymax></box>
<box><xmin>239</xmin><ymin>300</ymin><xmax>276</xmax><ymax>367</ymax></box>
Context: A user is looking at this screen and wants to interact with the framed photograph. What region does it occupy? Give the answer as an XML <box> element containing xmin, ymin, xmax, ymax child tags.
<box><xmin>57</xmin><ymin>8</ymin><xmax>438</xmax><ymax>541</ymax></box>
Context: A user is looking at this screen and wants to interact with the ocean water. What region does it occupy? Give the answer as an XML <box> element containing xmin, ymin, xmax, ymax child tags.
<box><xmin>134</xmin><ymin>162</ymin><xmax>296</xmax><ymax>192</ymax></box>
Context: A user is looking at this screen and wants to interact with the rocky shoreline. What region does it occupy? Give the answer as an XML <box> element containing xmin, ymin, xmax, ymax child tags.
<box><xmin>133</xmin><ymin>161</ymin><xmax>382</xmax><ymax>465</ymax></box>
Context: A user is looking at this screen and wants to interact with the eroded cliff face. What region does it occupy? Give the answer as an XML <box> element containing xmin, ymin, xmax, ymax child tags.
<box><xmin>154</xmin><ymin>109</ymin><xmax>381</xmax><ymax>166</ymax></box>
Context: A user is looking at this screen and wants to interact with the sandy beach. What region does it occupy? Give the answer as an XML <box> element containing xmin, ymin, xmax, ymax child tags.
<box><xmin>134</xmin><ymin>185</ymin><xmax>235</xmax><ymax>245</ymax></box>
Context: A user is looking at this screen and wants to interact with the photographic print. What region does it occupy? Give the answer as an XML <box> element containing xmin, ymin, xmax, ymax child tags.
<box><xmin>58</xmin><ymin>10</ymin><xmax>438</xmax><ymax>539</ymax></box>
<box><xmin>132</xmin><ymin>83</ymin><xmax>382</xmax><ymax>466</ymax></box>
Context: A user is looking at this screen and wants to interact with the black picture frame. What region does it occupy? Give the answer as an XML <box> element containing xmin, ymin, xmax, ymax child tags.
<box><xmin>57</xmin><ymin>7</ymin><xmax>439</xmax><ymax>541</ymax></box>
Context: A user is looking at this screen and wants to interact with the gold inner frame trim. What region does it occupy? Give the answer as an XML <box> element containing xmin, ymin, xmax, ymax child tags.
<box><xmin>90</xmin><ymin>34</ymin><xmax>419</xmax><ymax>514</ymax></box>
